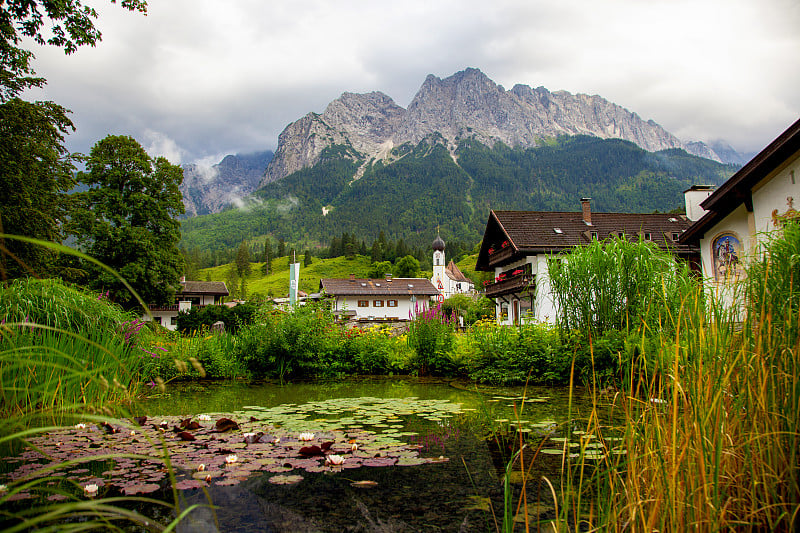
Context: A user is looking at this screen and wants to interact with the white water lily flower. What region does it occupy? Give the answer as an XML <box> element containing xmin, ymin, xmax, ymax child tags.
<box><xmin>75</xmin><ymin>423</ymin><xmax>86</xmax><ymax>429</ymax></box>
<box><xmin>198</xmin><ymin>464</ymin><xmax>206</xmax><ymax>472</ymax></box>
<box><xmin>298</xmin><ymin>432</ymin><xmax>315</xmax><ymax>441</ymax></box>
<box><xmin>84</xmin><ymin>484</ymin><xmax>98</xmax><ymax>496</ymax></box>
<box><xmin>243</xmin><ymin>432</ymin><xmax>256</xmax><ymax>438</ymax></box>
<box><xmin>272</xmin><ymin>436</ymin><xmax>281</xmax><ymax>444</ymax></box>
<box><xmin>350</xmin><ymin>443</ymin><xmax>359</xmax><ymax>452</ymax></box>
<box><xmin>0</xmin><ymin>484</ymin><xmax>7</xmax><ymax>493</ymax></box>
<box><xmin>225</xmin><ymin>454</ymin><xmax>238</xmax><ymax>464</ymax></box>
<box><xmin>649</xmin><ymin>398</ymin><xmax>667</xmax><ymax>405</ymax></box>
<box><xmin>325</xmin><ymin>455</ymin><xmax>345</xmax><ymax>466</ymax></box>
<box><xmin>198</xmin><ymin>414</ymin><xmax>211</xmax><ymax>421</ymax></box>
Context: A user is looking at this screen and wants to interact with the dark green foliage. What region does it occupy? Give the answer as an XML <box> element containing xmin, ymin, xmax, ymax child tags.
<box><xmin>70</xmin><ymin>135</ymin><xmax>185</xmax><ymax>309</ymax></box>
<box><xmin>440</xmin><ymin>294</ymin><xmax>495</xmax><ymax>326</ymax></box>
<box><xmin>174</xmin><ymin>301</ymin><xmax>257</xmax><ymax>334</ymax></box>
<box><xmin>235</xmin><ymin>241</ymin><xmax>251</xmax><ymax>276</ymax></box>
<box><xmin>394</xmin><ymin>255</ymin><xmax>420</xmax><ymax>278</ymax></box>
<box><xmin>0</xmin><ymin>98</ymin><xmax>78</xmax><ymax>278</ymax></box>
<box><xmin>233</xmin><ymin>303</ymin><xmax>334</xmax><ymax>381</ymax></box>
<box><xmin>407</xmin><ymin>305</ymin><xmax>458</xmax><ymax>376</ymax></box>
<box><xmin>180</xmin><ymin>136</ymin><xmax>736</xmax><ymax>263</ymax></box>
<box><xmin>368</xmin><ymin>261</ymin><xmax>393</xmax><ymax>278</ymax></box>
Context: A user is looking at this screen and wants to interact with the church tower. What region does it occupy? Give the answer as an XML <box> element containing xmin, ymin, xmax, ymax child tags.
<box><xmin>432</xmin><ymin>231</ymin><xmax>446</xmax><ymax>294</ymax></box>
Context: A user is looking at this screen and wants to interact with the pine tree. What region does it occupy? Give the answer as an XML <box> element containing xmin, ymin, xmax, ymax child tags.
<box><xmin>235</xmin><ymin>241</ymin><xmax>251</xmax><ymax>277</ymax></box>
<box><xmin>261</xmin><ymin>240</ymin><xmax>272</xmax><ymax>275</ymax></box>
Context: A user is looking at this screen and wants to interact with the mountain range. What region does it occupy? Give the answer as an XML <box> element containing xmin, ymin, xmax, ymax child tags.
<box><xmin>180</xmin><ymin>68</ymin><xmax>747</xmax><ymax>218</ymax></box>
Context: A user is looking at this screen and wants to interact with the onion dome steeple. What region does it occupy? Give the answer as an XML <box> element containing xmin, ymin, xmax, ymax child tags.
<box><xmin>432</xmin><ymin>230</ymin><xmax>446</xmax><ymax>252</ymax></box>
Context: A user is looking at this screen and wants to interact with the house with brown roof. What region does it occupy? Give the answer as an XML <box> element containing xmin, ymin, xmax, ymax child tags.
<box><xmin>142</xmin><ymin>279</ymin><xmax>229</xmax><ymax>330</ymax></box>
<box><xmin>319</xmin><ymin>275</ymin><xmax>439</xmax><ymax>322</ymax></box>
<box><xmin>680</xmin><ymin>117</ymin><xmax>800</xmax><ymax>301</ymax></box>
<box><xmin>475</xmin><ymin>199</ymin><xmax>698</xmax><ymax>325</ymax></box>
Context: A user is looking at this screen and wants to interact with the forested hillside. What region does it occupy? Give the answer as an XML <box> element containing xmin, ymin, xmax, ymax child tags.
<box><xmin>180</xmin><ymin>135</ymin><xmax>737</xmax><ymax>268</ymax></box>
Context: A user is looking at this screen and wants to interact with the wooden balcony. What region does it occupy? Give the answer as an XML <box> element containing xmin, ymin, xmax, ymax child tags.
<box><xmin>483</xmin><ymin>274</ymin><xmax>534</xmax><ymax>298</ymax></box>
<box><xmin>147</xmin><ymin>304</ymin><xmax>212</xmax><ymax>312</ymax></box>
<box><xmin>487</xmin><ymin>246</ymin><xmax>514</xmax><ymax>267</ymax></box>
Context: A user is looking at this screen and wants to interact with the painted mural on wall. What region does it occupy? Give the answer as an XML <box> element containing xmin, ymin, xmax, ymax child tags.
<box><xmin>712</xmin><ymin>232</ymin><xmax>745</xmax><ymax>282</ymax></box>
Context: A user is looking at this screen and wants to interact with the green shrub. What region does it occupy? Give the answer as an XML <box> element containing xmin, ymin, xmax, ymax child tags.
<box><xmin>345</xmin><ymin>325</ymin><xmax>402</xmax><ymax>374</ymax></box>
<box><xmin>407</xmin><ymin>305</ymin><xmax>458</xmax><ymax>376</ymax></box>
<box><xmin>464</xmin><ymin>320</ymin><xmax>570</xmax><ymax>385</ymax></box>
<box><xmin>440</xmin><ymin>294</ymin><xmax>495</xmax><ymax>326</ymax></box>
<box><xmin>234</xmin><ymin>303</ymin><xmax>336</xmax><ymax>381</ymax></box>
<box><xmin>174</xmin><ymin>301</ymin><xmax>258</xmax><ymax>335</ymax></box>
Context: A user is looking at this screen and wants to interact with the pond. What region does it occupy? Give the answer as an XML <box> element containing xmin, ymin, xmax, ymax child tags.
<box><xmin>2</xmin><ymin>377</ymin><xmax>615</xmax><ymax>532</ymax></box>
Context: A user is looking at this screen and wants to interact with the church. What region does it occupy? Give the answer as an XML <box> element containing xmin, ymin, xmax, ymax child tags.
<box><xmin>430</xmin><ymin>233</ymin><xmax>475</xmax><ymax>301</ymax></box>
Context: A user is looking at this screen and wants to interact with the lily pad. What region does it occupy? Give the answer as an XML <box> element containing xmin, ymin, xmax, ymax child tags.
<box><xmin>269</xmin><ymin>474</ymin><xmax>304</xmax><ymax>485</ymax></box>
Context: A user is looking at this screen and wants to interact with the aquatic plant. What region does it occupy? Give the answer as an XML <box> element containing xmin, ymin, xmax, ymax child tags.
<box><xmin>0</xmin><ymin>397</ymin><xmax>463</xmax><ymax>494</ymax></box>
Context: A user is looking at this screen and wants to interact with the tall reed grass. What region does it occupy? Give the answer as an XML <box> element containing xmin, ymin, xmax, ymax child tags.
<box><xmin>0</xmin><ymin>239</ymin><xmax>200</xmax><ymax>530</ymax></box>
<box><xmin>508</xmin><ymin>229</ymin><xmax>799</xmax><ymax>532</ymax></box>
<box><xmin>0</xmin><ymin>278</ymin><xmax>144</xmax><ymax>424</ymax></box>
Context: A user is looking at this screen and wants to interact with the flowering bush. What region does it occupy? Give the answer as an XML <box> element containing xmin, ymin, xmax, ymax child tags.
<box><xmin>407</xmin><ymin>303</ymin><xmax>458</xmax><ymax>376</ymax></box>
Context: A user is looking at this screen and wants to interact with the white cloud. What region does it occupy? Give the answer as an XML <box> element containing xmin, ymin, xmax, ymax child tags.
<box><xmin>142</xmin><ymin>130</ymin><xmax>185</xmax><ymax>164</ymax></box>
<box><xmin>189</xmin><ymin>155</ymin><xmax>221</xmax><ymax>184</ymax></box>
<box><xmin>20</xmin><ymin>0</ymin><xmax>800</xmax><ymax>161</ymax></box>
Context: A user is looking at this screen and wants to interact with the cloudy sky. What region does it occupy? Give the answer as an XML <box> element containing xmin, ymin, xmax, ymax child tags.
<box><xmin>22</xmin><ymin>0</ymin><xmax>800</xmax><ymax>165</ymax></box>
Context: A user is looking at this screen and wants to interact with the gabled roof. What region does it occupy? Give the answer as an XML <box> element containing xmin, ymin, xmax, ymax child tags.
<box><xmin>476</xmin><ymin>209</ymin><xmax>696</xmax><ymax>270</ymax></box>
<box><xmin>180</xmin><ymin>281</ymin><xmax>229</xmax><ymax>296</ymax></box>
<box><xmin>445</xmin><ymin>260</ymin><xmax>472</xmax><ymax>284</ymax></box>
<box><xmin>319</xmin><ymin>278</ymin><xmax>439</xmax><ymax>297</ymax></box>
<box><xmin>681</xmin><ymin>117</ymin><xmax>800</xmax><ymax>244</ymax></box>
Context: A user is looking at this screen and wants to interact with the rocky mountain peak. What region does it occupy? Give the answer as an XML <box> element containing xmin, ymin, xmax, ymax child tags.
<box><xmin>181</xmin><ymin>150</ymin><xmax>272</xmax><ymax>217</ymax></box>
<box><xmin>262</xmin><ymin>68</ymin><xmax>727</xmax><ymax>185</ymax></box>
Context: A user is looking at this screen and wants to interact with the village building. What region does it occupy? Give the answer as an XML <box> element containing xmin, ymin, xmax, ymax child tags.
<box><xmin>319</xmin><ymin>275</ymin><xmax>439</xmax><ymax>323</ymax></box>
<box><xmin>142</xmin><ymin>280</ymin><xmax>229</xmax><ymax>331</ymax></box>
<box><xmin>431</xmin><ymin>233</ymin><xmax>475</xmax><ymax>300</ymax></box>
<box><xmin>680</xmin><ymin>117</ymin><xmax>800</xmax><ymax>305</ymax></box>
<box><xmin>475</xmin><ymin>199</ymin><xmax>698</xmax><ymax>325</ymax></box>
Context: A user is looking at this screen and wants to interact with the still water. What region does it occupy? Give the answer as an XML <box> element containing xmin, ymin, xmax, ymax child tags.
<box><xmin>135</xmin><ymin>377</ymin><xmax>599</xmax><ymax>532</ymax></box>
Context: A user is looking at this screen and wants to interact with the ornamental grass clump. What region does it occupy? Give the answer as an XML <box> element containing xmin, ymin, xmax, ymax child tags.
<box><xmin>548</xmin><ymin>237</ymin><xmax>700</xmax><ymax>338</ymax></box>
<box><xmin>526</xmin><ymin>224</ymin><xmax>800</xmax><ymax>532</ymax></box>
<box><xmin>0</xmin><ymin>278</ymin><xmax>146</xmax><ymax>423</ymax></box>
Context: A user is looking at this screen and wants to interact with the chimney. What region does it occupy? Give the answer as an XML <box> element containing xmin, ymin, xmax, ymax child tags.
<box><xmin>349</xmin><ymin>273</ymin><xmax>355</xmax><ymax>282</ymax></box>
<box><xmin>386</xmin><ymin>273</ymin><xmax>392</xmax><ymax>282</ymax></box>
<box><xmin>684</xmin><ymin>185</ymin><xmax>714</xmax><ymax>221</ymax></box>
<box><xmin>581</xmin><ymin>197</ymin><xmax>592</xmax><ymax>225</ymax></box>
